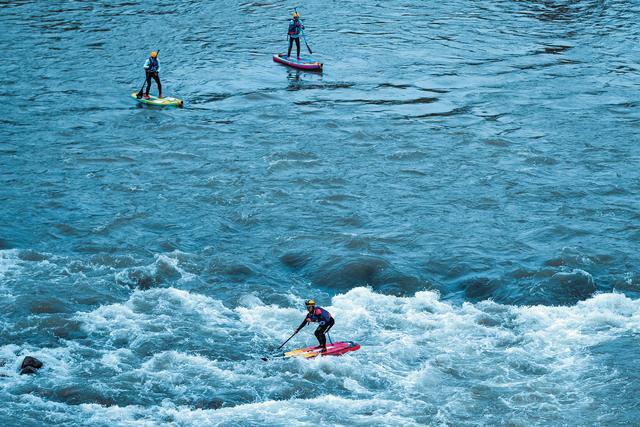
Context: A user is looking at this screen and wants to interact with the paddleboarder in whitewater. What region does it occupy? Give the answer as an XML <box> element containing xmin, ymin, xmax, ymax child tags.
<box><xmin>294</xmin><ymin>299</ymin><xmax>334</xmax><ymax>351</ymax></box>
<box><xmin>287</xmin><ymin>11</ymin><xmax>305</xmax><ymax>60</ymax></box>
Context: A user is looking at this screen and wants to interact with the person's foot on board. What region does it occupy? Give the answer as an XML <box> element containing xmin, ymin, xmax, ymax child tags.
<box><xmin>158</xmin><ymin>93</ymin><xmax>164</xmax><ymax>99</ymax></box>
<box><xmin>143</xmin><ymin>94</ymin><xmax>150</xmax><ymax>99</ymax></box>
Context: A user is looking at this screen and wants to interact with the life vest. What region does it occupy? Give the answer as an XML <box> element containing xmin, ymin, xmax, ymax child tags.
<box><xmin>306</xmin><ymin>307</ymin><xmax>331</xmax><ymax>324</ymax></box>
<box><xmin>148</xmin><ymin>57</ymin><xmax>159</xmax><ymax>73</ymax></box>
<box><xmin>288</xmin><ymin>19</ymin><xmax>302</xmax><ymax>36</ymax></box>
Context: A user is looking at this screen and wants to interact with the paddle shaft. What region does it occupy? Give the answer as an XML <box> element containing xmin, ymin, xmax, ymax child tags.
<box><xmin>135</xmin><ymin>78</ymin><xmax>146</xmax><ymax>98</ymax></box>
<box><xmin>136</xmin><ymin>49</ymin><xmax>160</xmax><ymax>98</ymax></box>
<box><xmin>277</xmin><ymin>329</ymin><xmax>299</xmax><ymax>350</ymax></box>
<box><xmin>301</xmin><ymin>31</ymin><xmax>312</xmax><ymax>54</ymax></box>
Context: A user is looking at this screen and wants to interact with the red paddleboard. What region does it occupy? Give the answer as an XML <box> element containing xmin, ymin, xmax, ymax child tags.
<box><xmin>273</xmin><ymin>53</ymin><xmax>323</xmax><ymax>71</ymax></box>
<box><xmin>284</xmin><ymin>341</ymin><xmax>361</xmax><ymax>359</ymax></box>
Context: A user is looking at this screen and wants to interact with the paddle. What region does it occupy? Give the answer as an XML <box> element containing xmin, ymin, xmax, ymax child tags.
<box><xmin>135</xmin><ymin>77</ymin><xmax>146</xmax><ymax>99</ymax></box>
<box><xmin>136</xmin><ymin>49</ymin><xmax>159</xmax><ymax>98</ymax></box>
<box><xmin>301</xmin><ymin>30</ymin><xmax>313</xmax><ymax>55</ymax></box>
<box><xmin>261</xmin><ymin>329</ymin><xmax>299</xmax><ymax>361</ymax></box>
<box><xmin>293</xmin><ymin>8</ymin><xmax>313</xmax><ymax>54</ymax></box>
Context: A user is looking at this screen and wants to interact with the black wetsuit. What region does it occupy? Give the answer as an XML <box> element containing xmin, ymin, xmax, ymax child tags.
<box><xmin>287</xmin><ymin>37</ymin><xmax>301</xmax><ymax>58</ymax></box>
<box><xmin>297</xmin><ymin>307</ymin><xmax>334</xmax><ymax>348</ymax></box>
<box><xmin>144</xmin><ymin>57</ymin><xmax>162</xmax><ymax>96</ymax></box>
<box><xmin>144</xmin><ymin>72</ymin><xmax>161</xmax><ymax>96</ymax></box>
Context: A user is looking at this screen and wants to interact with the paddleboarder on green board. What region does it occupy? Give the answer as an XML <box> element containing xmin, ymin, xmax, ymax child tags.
<box><xmin>140</xmin><ymin>51</ymin><xmax>162</xmax><ymax>99</ymax></box>
<box><xmin>294</xmin><ymin>299</ymin><xmax>335</xmax><ymax>352</ymax></box>
<box><xmin>287</xmin><ymin>12</ymin><xmax>305</xmax><ymax>60</ymax></box>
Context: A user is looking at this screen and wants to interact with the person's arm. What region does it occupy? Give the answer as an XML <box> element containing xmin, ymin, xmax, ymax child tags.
<box><xmin>156</xmin><ymin>60</ymin><xmax>160</xmax><ymax>73</ymax></box>
<box><xmin>296</xmin><ymin>316</ymin><xmax>309</xmax><ymax>332</ymax></box>
<box><xmin>144</xmin><ymin>58</ymin><xmax>150</xmax><ymax>70</ymax></box>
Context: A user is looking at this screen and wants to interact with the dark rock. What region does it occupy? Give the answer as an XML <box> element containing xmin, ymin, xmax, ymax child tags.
<box><xmin>195</xmin><ymin>398</ymin><xmax>224</xmax><ymax>409</ymax></box>
<box><xmin>20</xmin><ymin>356</ymin><xmax>43</xmax><ymax>375</ymax></box>
<box><xmin>20</xmin><ymin>366</ymin><xmax>40</xmax><ymax>375</ymax></box>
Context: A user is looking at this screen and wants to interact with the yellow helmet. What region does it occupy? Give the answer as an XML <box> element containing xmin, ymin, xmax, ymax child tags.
<box><xmin>305</xmin><ymin>299</ymin><xmax>315</xmax><ymax>307</ymax></box>
<box><xmin>150</xmin><ymin>51</ymin><xmax>158</xmax><ymax>58</ymax></box>
<box><xmin>292</xmin><ymin>12</ymin><xmax>300</xmax><ymax>19</ymax></box>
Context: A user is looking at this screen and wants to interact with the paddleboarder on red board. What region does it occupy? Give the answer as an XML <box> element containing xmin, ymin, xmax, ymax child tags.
<box><xmin>287</xmin><ymin>12</ymin><xmax>305</xmax><ymax>60</ymax></box>
<box><xmin>294</xmin><ymin>299</ymin><xmax>335</xmax><ymax>352</ymax></box>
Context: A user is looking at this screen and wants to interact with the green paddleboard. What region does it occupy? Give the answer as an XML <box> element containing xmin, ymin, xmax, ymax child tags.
<box><xmin>131</xmin><ymin>92</ymin><xmax>183</xmax><ymax>107</ymax></box>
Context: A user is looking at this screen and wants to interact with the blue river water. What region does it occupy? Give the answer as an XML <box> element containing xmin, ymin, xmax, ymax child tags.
<box><xmin>1</xmin><ymin>0</ymin><xmax>639</xmax><ymax>425</ymax></box>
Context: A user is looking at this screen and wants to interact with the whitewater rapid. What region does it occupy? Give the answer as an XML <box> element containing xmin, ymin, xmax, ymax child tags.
<box><xmin>2</xmin><ymin>250</ymin><xmax>638</xmax><ymax>426</ymax></box>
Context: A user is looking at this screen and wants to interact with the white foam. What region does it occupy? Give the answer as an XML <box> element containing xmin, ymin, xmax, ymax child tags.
<box><xmin>76</xmin><ymin>287</ymin><xmax>236</xmax><ymax>352</ymax></box>
<box><xmin>78</xmin><ymin>395</ymin><xmax>417</xmax><ymax>426</ymax></box>
<box><xmin>5</xmin><ymin>286</ymin><xmax>637</xmax><ymax>425</ymax></box>
<box><xmin>0</xmin><ymin>250</ymin><xmax>21</xmax><ymax>294</ymax></box>
<box><xmin>99</xmin><ymin>348</ymin><xmax>134</xmax><ymax>373</ymax></box>
<box><xmin>114</xmin><ymin>252</ymin><xmax>198</xmax><ymax>288</ymax></box>
<box><xmin>0</xmin><ymin>343</ymin><xmax>76</xmax><ymax>384</ymax></box>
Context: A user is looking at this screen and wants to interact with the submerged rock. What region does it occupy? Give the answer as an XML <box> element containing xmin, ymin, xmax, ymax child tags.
<box><xmin>195</xmin><ymin>398</ymin><xmax>224</xmax><ymax>410</ymax></box>
<box><xmin>20</xmin><ymin>356</ymin><xmax>43</xmax><ymax>375</ymax></box>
